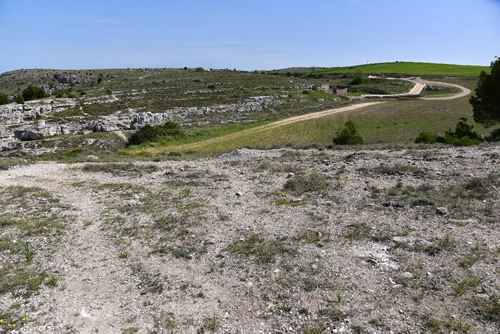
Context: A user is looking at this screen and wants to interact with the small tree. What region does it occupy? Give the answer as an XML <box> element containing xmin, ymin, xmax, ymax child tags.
<box><xmin>333</xmin><ymin>120</ymin><xmax>364</xmax><ymax>145</ymax></box>
<box><xmin>22</xmin><ymin>85</ymin><xmax>47</xmax><ymax>101</ymax></box>
<box><xmin>470</xmin><ymin>57</ymin><xmax>500</xmax><ymax>128</ymax></box>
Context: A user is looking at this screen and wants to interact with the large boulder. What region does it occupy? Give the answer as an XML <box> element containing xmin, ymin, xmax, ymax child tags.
<box><xmin>14</xmin><ymin>120</ymin><xmax>64</xmax><ymax>140</ymax></box>
<box><xmin>87</xmin><ymin>120</ymin><xmax>118</xmax><ymax>132</ymax></box>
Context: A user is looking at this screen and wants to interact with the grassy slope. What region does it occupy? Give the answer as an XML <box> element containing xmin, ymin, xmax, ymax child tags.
<box><xmin>162</xmin><ymin>78</ymin><xmax>487</xmax><ymax>153</ymax></box>
<box><xmin>314</xmin><ymin>62</ymin><xmax>489</xmax><ymax>76</ymax></box>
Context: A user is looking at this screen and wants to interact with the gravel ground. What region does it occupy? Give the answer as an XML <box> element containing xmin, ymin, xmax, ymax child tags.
<box><xmin>0</xmin><ymin>146</ymin><xmax>499</xmax><ymax>333</ymax></box>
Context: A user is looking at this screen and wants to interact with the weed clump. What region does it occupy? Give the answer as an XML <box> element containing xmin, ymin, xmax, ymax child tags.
<box><xmin>229</xmin><ymin>234</ymin><xmax>290</xmax><ymax>263</ymax></box>
<box><xmin>284</xmin><ymin>173</ymin><xmax>330</xmax><ymax>195</ymax></box>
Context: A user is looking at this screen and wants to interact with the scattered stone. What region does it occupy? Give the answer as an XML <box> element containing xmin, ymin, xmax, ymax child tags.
<box><xmin>436</xmin><ymin>207</ymin><xmax>448</xmax><ymax>215</ymax></box>
<box><xmin>236</xmin><ymin>192</ymin><xmax>243</xmax><ymax>197</ymax></box>
<box><xmin>392</xmin><ymin>236</ymin><xmax>433</xmax><ymax>248</ymax></box>
<box><xmin>401</xmin><ymin>272</ymin><xmax>414</xmax><ymax>279</ymax></box>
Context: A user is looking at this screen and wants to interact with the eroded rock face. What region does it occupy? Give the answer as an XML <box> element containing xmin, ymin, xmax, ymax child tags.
<box><xmin>54</xmin><ymin>72</ymin><xmax>97</xmax><ymax>85</ymax></box>
<box><xmin>87</xmin><ymin>120</ymin><xmax>118</xmax><ymax>132</ymax></box>
<box><xmin>130</xmin><ymin>96</ymin><xmax>283</xmax><ymax>129</ymax></box>
<box><xmin>14</xmin><ymin>121</ymin><xmax>65</xmax><ymax>140</ymax></box>
<box><xmin>0</xmin><ymin>101</ymin><xmax>77</xmax><ymax>124</ymax></box>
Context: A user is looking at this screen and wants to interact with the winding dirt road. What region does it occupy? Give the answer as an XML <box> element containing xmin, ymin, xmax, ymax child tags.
<box><xmin>416</xmin><ymin>78</ymin><xmax>471</xmax><ymax>100</ymax></box>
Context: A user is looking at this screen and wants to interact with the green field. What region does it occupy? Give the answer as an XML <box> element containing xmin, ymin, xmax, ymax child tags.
<box><xmin>314</xmin><ymin>62</ymin><xmax>489</xmax><ymax>76</ymax></box>
<box><xmin>143</xmin><ymin>77</ymin><xmax>489</xmax><ymax>154</ymax></box>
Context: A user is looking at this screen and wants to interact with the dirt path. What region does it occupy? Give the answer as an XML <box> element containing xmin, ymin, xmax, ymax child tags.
<box><xmin>0</xmin><ymin>163</ymin><xmax>149</xmax><ymax>332</ymax></box>
<box><xmin>153</xmin><ymin>102</ymin><xmax>382</xmax><ymax>152</ymax></box>
<box><xmin>417</xmin><ymin>78</ymin><xmax>471</xmax><ymax>100</ymax></box>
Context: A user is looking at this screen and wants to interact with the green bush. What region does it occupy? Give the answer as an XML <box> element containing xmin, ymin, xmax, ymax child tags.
<box><xmin>333</xmin><ymin>120</ymin><xmax>364</xmax><ymax>145</ymax></box>
<box><xmin>440</xmin><ymin>135</ymin><xmax>481</xmax><ymax>146</ymax></box>
<box><xmin>487</xmin><ymin>128</ymin><xmax>500</xmax><ymax>142</ymax></box>
<box><xmin>0</xmin><ymin>95</ymin><xmax>9</xmax><ymax>105</ymax></box>
<box><xmin>349</xmin><ymin>76</ymin><xmax>365</xmax><ymax>85</ymax></box>
<box><xmin>127</xmin><ymin>121</ymin><xmax>185</xmax><ymax>146</ymax></box>
<box><xmin>22</xmin><ymin>85</ymin><xmax>47</xmax><ymax>101</ymax></box>
<box><xmin>452</xmin><ymin>117</ymin><xmax>481</xmax><ymax>140</ymax></box>
<box><xmin>15</xmin><ymin>95</ymin><xmax>25</xmax><ymax>104</ymax></box>
<box><xmin>437</xmin><ymin>118</ymin><xmax>482</xmax><ymax>146</ymax></box>
<box><xmin>415</xmin><ymin>131</ymin><xmax>438</xmax><ymax>144</ymax></box>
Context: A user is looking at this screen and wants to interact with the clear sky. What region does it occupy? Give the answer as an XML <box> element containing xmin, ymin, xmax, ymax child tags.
<box><xmin>1</xmin><ymin>0</ymin><xmax>499</xmax><ymax>73</ymax></box>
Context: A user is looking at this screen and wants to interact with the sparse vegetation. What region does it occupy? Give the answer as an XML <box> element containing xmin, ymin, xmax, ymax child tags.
<box><xmin>283</xmin><ymin>172</ymin><xmax>330</xmax><ymax>195</ymax></box>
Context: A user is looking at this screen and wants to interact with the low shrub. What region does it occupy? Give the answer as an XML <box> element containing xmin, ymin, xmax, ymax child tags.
<box><xmin>415</xmin><ymin>131</ymin><xmax>438</xmax><ymax>144</ymax></box>
<box><xmin>333</xmin><ymin>121</ymin><xmax>364</xmax><ymax>145</ymax></box>
<box><xmin>15</xmin><ymin>95</ymin><xmax>25</xmax><ymax>104</ymax></box>
<box><xmin>438</xmin><ymin>118</ymin><xmax>482</xmax><ymax>146</ymax></box>
<box><xmin>127</xmin><ymin>121</ymin><xmax>185</xmax><ymax>146</ymax></box>
<box><xmin>440</xmin><ymin>134</ymin><xmax>481</xmax><ymax>146</ymax></box>
<box><xmin>284</xmin><ymin>172</ymin><xmax>330</xmax><ymax>195</ymax></box>
<box><xmin>0</xmin><ymin>94</ymin><xmax>9</xmax><ymax>105</ymax></box>
<box><xmin>487</xmin><ymin>128</ymin><xmax>500</xmax><ymax>142</ymax></box>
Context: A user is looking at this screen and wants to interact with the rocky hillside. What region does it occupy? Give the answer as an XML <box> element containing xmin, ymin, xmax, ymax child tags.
<box><xmin>0</xmin><ymin>68</ymin><xmax>417</xmax><ymax>156</ymax></box>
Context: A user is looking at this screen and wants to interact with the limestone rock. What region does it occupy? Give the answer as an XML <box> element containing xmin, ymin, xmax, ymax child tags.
<box><xmin>392</xmin><ymin>236</ymin><xmax>433</xmax><ymax>248</ymax></box>
<box><xmin>436</xmin><ymin>207</ymin><xmax>448</xmax><ymax>215</ymax></box>
<box><xmin>14</xmin><ymin>121</ymin><xmax>64</xmax><ymax>140</ymax></box>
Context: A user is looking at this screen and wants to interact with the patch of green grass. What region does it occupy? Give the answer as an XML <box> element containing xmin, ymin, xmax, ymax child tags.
<box><xmin>474</xmin><ymin>295</ymin><xmax>500</xmax><ymax>322</ymax></box>
<box><xmin>302</xmin><ymin>323</ymin><xmax>326</xmax><ymax>334</ymax></box>
<box><xmin>453</xmin><ymin>273</ymin><xmax>482</xmax><ymax>295</ymax></box>
<box><xmin>344</xmin><ymin>223</ymin><xmax>371</xmax><ymax>240</ymax></box>
<box><xmin>229</xmin><ymin>234</ymin><xmax>291</xmax><ymax>263</ymax></box>
<box><xmin>283</xmin><ymin>173</ymin><xmax>330</xmax><ymax>195</ymax></box>
<box><xmin>314</xmin><ymin>62</ymin><xmax>489</xmax><ymax>76</ymax></box>
<box><xmin>318</xmin><ymin>304</ymin><xmax>344</xmax><ymax>322</ymax></box>
<box><xmin>425</xmin><ymin>317</ymin><xmax>441</xmax><ymax>332</ymax></box>
<box><xmin>425</xmin><ymin>235</ymin><xmax>456</xmax><ymax>255</ymax></box>
<box><xmin>131</xmin><ymin>264</ymin><xmax>164</xmax><ymax>295</ymax></box>
<box><xmin>202</xmin><ymin>316</ymin><xmax>219</xmax><ymax>331</ymax></box>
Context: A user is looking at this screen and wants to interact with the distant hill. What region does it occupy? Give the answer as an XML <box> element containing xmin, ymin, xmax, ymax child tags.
<box><xmin>313</xmin><ymin>62</ymin><xmax>489</xmax><ymax>76</ymax></box>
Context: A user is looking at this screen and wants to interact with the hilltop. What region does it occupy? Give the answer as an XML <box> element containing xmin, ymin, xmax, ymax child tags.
<box><xmin>312</xmin><ymin>62</ymin><xmax>490</xmax><ymax>76</ymax></box>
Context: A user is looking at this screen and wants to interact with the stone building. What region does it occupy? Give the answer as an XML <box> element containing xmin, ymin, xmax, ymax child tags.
<box><xmin>320</xmin><ymin>84</ymin><xmax>348</xmax><ymax>96</ymax></box>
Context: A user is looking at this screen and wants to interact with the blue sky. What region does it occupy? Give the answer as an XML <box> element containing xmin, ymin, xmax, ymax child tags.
<box><xmin>1</xmin><ymin>0</ymin><xmax>499</xmax><ymax>73</ymax></box>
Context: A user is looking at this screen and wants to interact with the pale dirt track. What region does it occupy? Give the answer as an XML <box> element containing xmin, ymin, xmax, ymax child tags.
<box><xmin>417</xmin><ymin>79</ymin><xmax>471</xmax><ymax>100</ymax></box>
